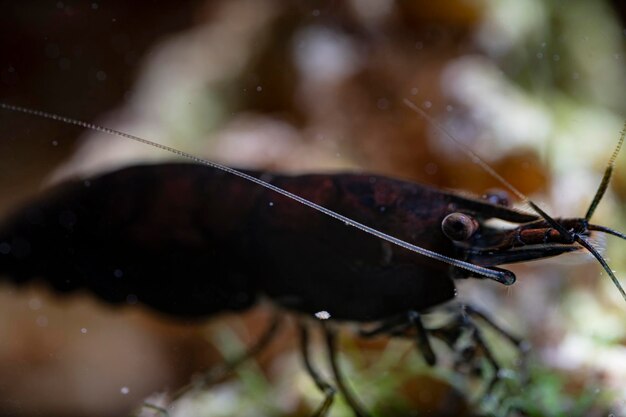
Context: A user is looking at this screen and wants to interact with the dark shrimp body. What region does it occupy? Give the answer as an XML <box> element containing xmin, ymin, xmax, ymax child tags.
<box><xmin>0</xmin><ymin>103</ymin><xmax>624</xmax><ymax>417</ymax></box>
<box><xmin>0</xmin><ymin>162</ymin><xmax>578</xmax><ymax>322</ymax></box>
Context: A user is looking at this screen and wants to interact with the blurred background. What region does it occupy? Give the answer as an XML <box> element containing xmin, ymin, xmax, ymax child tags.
<box><xmin>0</xmin><ymin>0</ymin><xmax>625</xmax><ymax>416</ymax></box>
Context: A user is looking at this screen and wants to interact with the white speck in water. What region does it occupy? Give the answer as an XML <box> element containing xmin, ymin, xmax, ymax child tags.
<box><xmin>28</xmin><ymin>297</ymin><xmax>42</xmax><ymax>310</ymax></box>
<box><xmin>315</xmin><ymin>311</ymin><xmax>331</xmax><ymax>320</ymax></box>
<box><xmin>51</xmin><ymin>140</ymin><xmax>58</xmax><ymax>146</ymax></box>
<box><xmin>80</xmin><ymin>327</ymin><xmax>87</xmax><ymax>334</ymax></box>
<box><xmin>312</xmin><ymin>9</ymin><xmax>320</xmax><ymax>17</ymax></box>
<box><xmin>536</xmin><ymin>52</ymin><xmax>543</xmax><ymax>59</ymax></box>
<box><xmin>410</xmin><ymin>87</ymin><xmax>418</xmax><ymax>95</ymax></box>
<box><xmin>96</xmin><ymin>70</ymin><xmax>107</xmax><ymax>81</ymax></box>
<box><xmin>423</xmin><ymin>100</ymin><xmax>432</xmax><ymax>109</ymax></box>
<box><xmin>36</xmin><ymin>315</ymin><xmax>48</xmax><ymax>327</ymax></box>
<box><xmin>552</xmin><ymin>54</ymin><xmax>560</xmax><ymax>61</ymax></box>
<box><xmin>256</xmin><ymin>85</ymin><xmax>262</xmax><ymax>92</ymax></box>
<box><xmin>83</xmin><ymin>180</ymin><xmax>91</xmax><ymax>187</ymax></box>
<box><xmin>268</xmin><ymin>201</ymin><xmax>274</xmax><ymax>207</ymax></box>
<box><xmin>120</xmin><ymin>386</ymin><xmax>129</xmax><ymax>395</ymax></box>
<box><xmin>541</xmin><ymin>42</ymin><xmax>546</xmax><ymax>47</ymax></box>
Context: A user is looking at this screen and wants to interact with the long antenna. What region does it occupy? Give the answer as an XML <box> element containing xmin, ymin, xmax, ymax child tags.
<box><xmin>585</xmin><ymin>122</ymin><xmax>626</xmax><ymax>221</ymax></box>
<box><xmin>0</xmin><ymin>102</ymin><xmax>515</xmax><ymax>285</ymax></box>
<box><xmin>404</xmin><ymin>99</ymin><xmax>626</xmax><ymax>304</ymax></box>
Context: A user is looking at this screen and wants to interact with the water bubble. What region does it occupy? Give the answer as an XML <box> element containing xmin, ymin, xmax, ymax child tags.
<box><xmin>536</xmin><ymin>52</ymin><xmax>543</xmax><ymax>59</ymax></box>
<box><xmin>423</xmin><ymin>101</ymin><xmax>432</xmax><ymax>109</ymax></box>
<box><xmin>80</xmin><ymin>328</ymin><xmax>88</xmax><ymax>334</ymax></box>
<box><xmin>268</xmin><ymin>202</ymin><xmax>274</xmax><ymax>207</ymax></box>
<box><xmin>410</xmin><ymin>87</ymin><xmax>419</xmax><ymax>95</ymax></box>
<box><xmin>256</xmin><ymin>85</ymin><xmax>263</xmax><ymax>92</ymax></box>
<box><xmin>120</xmin><ymin>386</ymin><xmax>129</xmax><ymax>395</ymax></box>
<box><xmin>315</xmin><ymin>311</ymin><xmax>331</xmax><ymax>320</ymax></box>
<box><xmin>52</xmin><ymin>140</ymin><xmax>58</xmax><ymax>146</ymax></box>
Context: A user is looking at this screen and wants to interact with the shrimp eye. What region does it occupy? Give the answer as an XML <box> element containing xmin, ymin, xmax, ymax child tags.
<box><xmin>482</xmin><ymin>189</ymin><xmax>511</xmax><ymax>207</ymax></box>
<box><xmin>442</xmin><ymin>212</ymin><xmax>479</xmax><ymax>241</ymax></box>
